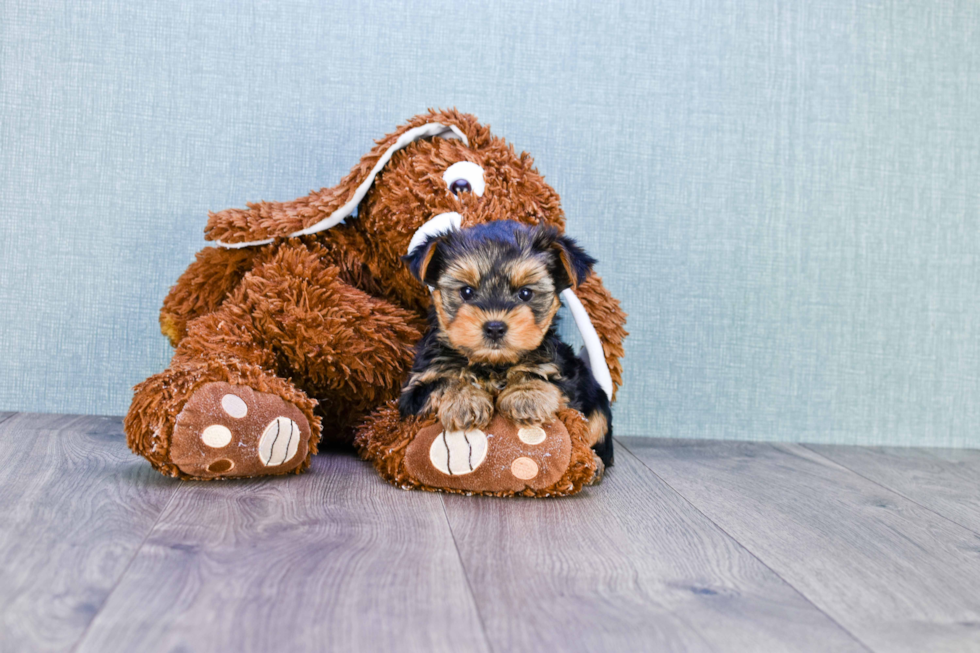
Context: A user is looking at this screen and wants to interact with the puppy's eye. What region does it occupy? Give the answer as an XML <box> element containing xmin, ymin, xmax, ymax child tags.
<box><xmin>460</xmin><ymin>286</ymin><xmax>476</xmax><ymax>301</ymax></box>
<box><xmin>443</xmin><ymin>161</ymin><xmax>486</xmax><ymax>197</ymax></box>
<box><xmin>517</xmin><ymin>287</ymin><xmax>533</xmax><ymax>302</ymax></box>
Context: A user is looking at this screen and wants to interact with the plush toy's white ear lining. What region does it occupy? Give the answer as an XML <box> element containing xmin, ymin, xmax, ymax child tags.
<box><xmin>216</xmin><ymin>123</ymin><xmax>468</xmax><ymax>249</ymax></box>
<box><xmin>408</xmin><ymin>212</ymin><xmax>464</xmax><ymax>292</ymax></box>
<box><xmin>561</xmin><ymin>288</ymin><xmax>614</xmax><ymax>400</ymax></box>
<box><xmin>407</xmin><ymin>211</ymin><xmax>462</xmax><ymax>256</ymax></box>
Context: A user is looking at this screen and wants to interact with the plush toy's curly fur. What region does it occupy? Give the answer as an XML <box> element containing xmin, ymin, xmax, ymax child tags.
<box><xmin>125</xmin><ymin>109</ymin><xmax>627</xmax><ymax>495</ymax></box>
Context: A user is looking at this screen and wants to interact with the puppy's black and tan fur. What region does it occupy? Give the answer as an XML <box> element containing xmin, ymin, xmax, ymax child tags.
<box><xmin>399</xmin><ymin>221</ymin><xmax>613</xmax><ymax>466</ymax></box>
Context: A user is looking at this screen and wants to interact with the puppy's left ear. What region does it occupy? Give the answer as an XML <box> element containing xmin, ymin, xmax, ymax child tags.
<box><xmin>402</xmin><ymin>235</ymin><xmax>445</xmax><ymax>286</ymax></box>
<box><xmin>534</xmin><ymin>228</ymin><xmax>597</xmax><ymax>290</ymax></box>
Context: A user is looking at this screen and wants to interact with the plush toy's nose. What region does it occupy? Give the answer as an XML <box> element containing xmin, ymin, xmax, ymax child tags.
<box><xmin>483</xmin><ymin>321</ymin><xmax>508</xmax><ymax>341</ymax></box>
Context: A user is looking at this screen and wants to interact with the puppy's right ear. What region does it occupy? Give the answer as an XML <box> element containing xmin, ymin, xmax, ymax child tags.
<box><xmin>402</xmin><ymin>235</ymin><xmax>445</xmax><ymax>286</ymax></box>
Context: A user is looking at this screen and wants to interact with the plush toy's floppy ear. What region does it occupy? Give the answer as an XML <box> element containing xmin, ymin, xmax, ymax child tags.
<box><xmin>402</xmin><ymin>234</ymin><xmax>446</xmax><ymax>287</ymax></box>
<box><xmin>206</xmin><ymin>110</ymin><xmax>482</xmax><ymax>247</ymax></box>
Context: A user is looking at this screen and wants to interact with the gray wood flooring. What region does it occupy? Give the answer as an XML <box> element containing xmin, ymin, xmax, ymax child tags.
<box><xmin>0</xmin><ymin>415</ymin><xmax>978</xmax><ymax>652</ymax></box>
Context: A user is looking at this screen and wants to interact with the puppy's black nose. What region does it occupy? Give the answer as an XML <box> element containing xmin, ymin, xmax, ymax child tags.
<box><xmin>483</xmin><ymin>321</ymin><xmax>508</xmax><ymax>341</ymax></box>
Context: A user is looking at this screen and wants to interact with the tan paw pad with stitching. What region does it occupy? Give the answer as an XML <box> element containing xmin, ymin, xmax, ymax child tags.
<box><xmin>404</xmin><ymin>415</ymin><xmax>571</xmax><ymax>493</ymax></box>
<box><xmin>171</xmin><ymin>382</ymin><xmax>311</xmax><ymax>478</ymax></box>
<box><xmin>258</xmin><ymin>417</ymin><xmax>301</xmax><ymax>467</ymax></box>
<box><xmin>429</xmin><ymin>429</ymin><xmax>488</xmax><ymax>475</ymax></box>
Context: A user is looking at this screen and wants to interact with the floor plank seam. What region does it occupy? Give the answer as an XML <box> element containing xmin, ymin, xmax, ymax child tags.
<box><xmin>797</xmin><ymin>443</ymin><xmax>980</xmax><ymax>539</ymax></box>
<box><xmin>68</xmin><ymin>479</ymin><xmax>182</xmax><ymax>653</ymax></box>
<box><xmin>615</xmin><ymin>438</ymin><xmax>877</xmax><ymax>653</ymax></box>
<box><xmin>439</xmin><ymin>496</ymin><xmax>496</xmax><ymax>653</ymax></box>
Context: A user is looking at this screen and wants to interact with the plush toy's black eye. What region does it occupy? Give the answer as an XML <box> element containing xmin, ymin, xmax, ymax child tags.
<box><xmin>444</xmin><ymin>161</ymin><xmax>485</xmax><ymax>197</ymax></box>
<box><xmin>518</xmin><ymin>287</ymin><xmax>533</xmax><ymax>302</ymax></box>
<box><xmin>460</xmin><ymin>286</ymin><xmax>475</xmax><ymax>301</ymax></box>
<box><xmin>449</xmin><ymin>179</ymin><xmax>472</xmax><ymax>196</ymax></box>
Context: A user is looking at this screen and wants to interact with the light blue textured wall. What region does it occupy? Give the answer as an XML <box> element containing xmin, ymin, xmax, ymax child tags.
<box><xmin>1</xmin><ymin>1</ymin><xmax>978</xmax><ymax>446</ymax></box>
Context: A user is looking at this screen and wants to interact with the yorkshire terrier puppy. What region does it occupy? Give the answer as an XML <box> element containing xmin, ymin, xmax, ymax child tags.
<box><xmin>399</xmin><ymin>221</ymin><xmax>613</xmax><ymax>466</ymax></box>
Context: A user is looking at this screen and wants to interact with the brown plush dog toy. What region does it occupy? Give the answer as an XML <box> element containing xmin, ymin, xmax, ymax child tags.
<box><xmin>125</xmin><ymin>109</ymin><xmax>627</xmax><ymax>497</ymax></box>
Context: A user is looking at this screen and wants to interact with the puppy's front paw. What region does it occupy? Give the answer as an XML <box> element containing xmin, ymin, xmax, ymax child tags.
<box><xmin>437</xmin><ymin>385</ymin><xmax>494</xmax><ymax>432</ymax></box>
<box><xmin>497</xmin><ymin>381</ymin><xmax>564</xmax><ymax>426</ymax></box>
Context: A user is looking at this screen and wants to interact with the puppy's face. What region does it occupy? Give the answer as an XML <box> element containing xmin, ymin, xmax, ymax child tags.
<box><xmin>406</xmin><ymin>223</ymin><xmax>596</xmax><ymax>365</ymax></box>
<box><xmin>435</xmin><ymin>242</ymin><xmax>559</xmax><ymax>365</ymax></box>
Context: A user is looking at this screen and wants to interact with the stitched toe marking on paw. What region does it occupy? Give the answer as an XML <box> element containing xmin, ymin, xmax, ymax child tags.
<box><xmin>511</xmin><ymin>457</ymin><xmax>539</xmax><ymax>480</ymax></box>
<box><xmin>208</xmin><ymin>459</ymin><xmax>234</xmax><ymax>473</ymax></box>
<box><xmin>221</xmin><ymin>394</ymin><xmax>248</xmax><ymax>418</ymax></box>
<box><xmin>517</xmin><ymin>426</ymin><xmax>546</xmax><ymax>445</ymax></box>
<box><xmin>430</xmin><ymin>429</ymin><xmax>488</xmax><ymax>476</ymax></box>
<box><xmin>258</xmin><ymin>417</ymin><xmax>300</xmax><ymax>466</ymax></box>
<box><xmin>201</xmin><ymin>424</ymin><xmax>232</xmax><ymax>448</ymax></box>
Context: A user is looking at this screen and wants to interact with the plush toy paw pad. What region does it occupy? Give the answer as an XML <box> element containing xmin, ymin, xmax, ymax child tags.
<box><xmin>170</xmin><ymin>382</ymin><xmax>311</xmax><ymax>479</ymax></box>
<box><xmin>429</xmin><ymin>429</ymin><xmax>489</xmax><ymax>475</ymax></box>
<box><xmin>258</xmin><ymin>417</ymin><xmax>301</xmax><ymax>466</ymax></box>
<box><xmin>517</xmin><ymin>426</ymin><xmax>546</xmax><ymax>445</ymax></box>
<box><xmin>221</xmin><ymin>393</ymin><xmax>248</xmax><ymax>418</ymax></box>
<box><xmin>510</xmin><ymin>456</ymin><xmax>539</xmax><ymax>480</ymax></box>
<box><xmin>201</xmin><ymin>424</ymin><xmax>233</xmax><ymax>448</ymax></box>
<box><xmin>404</xmin><ymin>415</ymin><xmax>572</xmax><ymax>493</ymax></box>
<box><xmin>208</xmin><ymin>459</ymin><xmax>234</xmax><ymax>473</ymax></box>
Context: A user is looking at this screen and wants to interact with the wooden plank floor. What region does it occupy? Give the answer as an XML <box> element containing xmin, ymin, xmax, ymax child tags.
<box><xmin>621</xmin><ymin>438</ymin><xmax>980</xmax><ymax>653</ymax></box>
<box><xmin>0</xmin><ymin>415</ymin><xmax>978</xmax><ymax>652</ymax></box>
